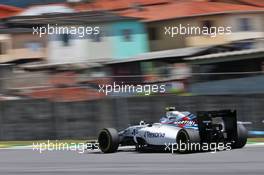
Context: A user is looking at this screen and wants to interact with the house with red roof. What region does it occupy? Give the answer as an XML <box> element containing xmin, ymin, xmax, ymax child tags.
<box><xmin>0</xmin><ymin>4</ymin><xmax>21</xmax><ymax>18</ymax></box>
<box><xmin>0</xmin><ymin>3</ymin><xmax>78</xmax><ymax>65</ymax></box>
<box><xmin>58</xmin><ymin>0</ymin><xmax>264</xmax><ymax>51</ymax></box>
<box><xmin>117</xmin><ymin>1</ymin><xmax>264</xmax><ymax>51</ymax></box>
<box><xmin>0</xmin><ymin>4</ymin><xmax>26</xmax><ymax>63</ymax></box>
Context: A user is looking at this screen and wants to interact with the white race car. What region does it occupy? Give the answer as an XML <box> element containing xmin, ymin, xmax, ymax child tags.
<box><xmin>97</xmin><ymin>108</ymin><xmax>248</xmax><ymax>153</ymax></box>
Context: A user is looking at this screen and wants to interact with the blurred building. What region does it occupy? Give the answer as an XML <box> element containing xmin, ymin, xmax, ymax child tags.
<box><xmin>0</xmin><ymin>4</ymin><xmax>49</xmax><ymax>64</ymax></box>
<box><xmin>0</xmin><ymin>4</ymin><xmax>24</xmax><ymax>63</ymax></box>
<box><xmin>0</xmin><ymin>27</ymin><xmax>47</xmax><ymax>64</ymax></box>
<box><xmin>68</xmin><ymin>1</ymin><xmax>264</xmax><ymax>94</ymax></box>
<box><xmin>0</xmin><ymin>0</ymin><xmax>264</xmax><ymax>99</ymax></box>
<box><xmin>183</xmin><ymin>42</ymin><xmax>264</xmax><ymax>95</ymax></box>
<box><xmin>8</xmin><ymin>10</ymin><xmax>148</xmax><ymax>63</ymax></box>
<box><xmin>0</xmin><ymin>9</ymin><xmax>150</xmax><ymax>101</ymax></box>
<box><xmin>44</xmin><ymin>12</ymin><xmax>148</xmax><ymax>63</ymax></box>
<box><xmin>119</xmin><ymin>1</ymin><xmax>264</xmax><ymax>51</ymax></box>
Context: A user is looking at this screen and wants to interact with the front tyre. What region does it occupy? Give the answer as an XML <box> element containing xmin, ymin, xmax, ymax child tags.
<box><xmin>98</xmin><ymin>128</ymin><xmax>119</xmax><ymax>153</ymax></box>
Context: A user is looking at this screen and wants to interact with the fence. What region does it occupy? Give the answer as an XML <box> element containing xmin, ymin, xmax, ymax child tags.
<box><xmin>0</xmin><ymin>94</ymin><xmax>263</xmax><ymax>140</ymax></box>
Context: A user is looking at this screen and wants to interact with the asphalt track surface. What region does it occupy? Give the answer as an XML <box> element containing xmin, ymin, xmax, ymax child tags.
<box><xmin>0</xmin><ymin>145</ymin><xmax>264</xmax><ymax>175</ymax></box>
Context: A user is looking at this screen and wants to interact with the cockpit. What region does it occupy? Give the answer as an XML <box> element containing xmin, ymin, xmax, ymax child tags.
<box><xmin>159</xmin><ymin>107</ymin><xmax>197</xmax><ymax>125</ymax></box>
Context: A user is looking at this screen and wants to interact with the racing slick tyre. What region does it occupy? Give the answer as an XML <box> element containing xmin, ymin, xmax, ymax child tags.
<box><xmin>98</xmin><ymin>128</ymin><xmax>119</xmax><ymax>153</ymax></box>
<box><xmin>176</xmin><ymin>128</ymin><xmax>201</xmax><ymax>153</ymax></box>
<box><xmin>232</xmin><ymin>123</ymin><xmax>248</xmax><ymax>149</ymax></box>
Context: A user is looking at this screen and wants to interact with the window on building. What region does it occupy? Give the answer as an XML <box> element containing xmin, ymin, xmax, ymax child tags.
<box><xmin>238</xmin><ymin>18</ymin><xmax>252</xmax><ymax>31</ymax></box>
<box><xmin>92</xmin><ymin>32</ymin><xmax>102</xmax><ymax>42</ymax></box>
<box><xmin>61</xmin><ymin>34</ymin><xmax>70</xmax><ymax>46</ymax></box>
<box><xmin>148</xmin><ymin>27</ymin><xmax>158</xmax><ymax>40</ymax></box>
<box><xmin>0</xmin><ymin>42</ymin><xmax>7</xmax><ymax>55</ymax></box>
<box><xmin>202</xmin><ymin>20</ymin><xmax>215</xmax><ymax>33</ymax></box>
<box><xmin>122</xmin><ymin>29</ymin><xmax>132</xmax><ymax>42</ymax></box>
<box><xmin>25</xmin><ymin>42</ymin><xmax>42</xmax><ymax>52</ymax></box>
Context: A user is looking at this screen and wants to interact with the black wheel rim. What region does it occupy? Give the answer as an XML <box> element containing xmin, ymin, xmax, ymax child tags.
<box><xmin>98</xmin><ymin>131</ymin><xmax>110</xmax><ymax>151</ymax></box>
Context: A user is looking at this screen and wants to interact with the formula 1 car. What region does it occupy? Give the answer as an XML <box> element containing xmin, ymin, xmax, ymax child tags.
<box><xmin>97</xmin><ymin>108</ymin><xmax>248</xmax><ymax>153</ymax></box>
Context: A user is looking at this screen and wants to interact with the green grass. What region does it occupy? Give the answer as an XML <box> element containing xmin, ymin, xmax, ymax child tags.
<box><xmin>0</xmin><ymin>140</ymin><xmax>89</xmax><ymax>148</ymax></box>
<box><xmin>247</xmin><ymin>138</ymin><xmax>264</xmax><ymax>143</ymax></box>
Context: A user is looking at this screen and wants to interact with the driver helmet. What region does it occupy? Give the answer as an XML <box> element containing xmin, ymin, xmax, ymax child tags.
<box><xmin>166</xmin><ymin>110</ymin><xmax>186</xmax><ymax>121</ymax></box>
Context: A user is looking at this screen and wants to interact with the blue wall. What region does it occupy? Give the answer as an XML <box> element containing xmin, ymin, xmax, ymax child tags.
<box><xmin>47</xmin><ymin>20</ymin><xmax>149</xmax><ymax>61</ymax></box>
<box><xmin>111</xmin><ymin>21</ymin><xmax>149</xmax><ymax>59</ymax></box>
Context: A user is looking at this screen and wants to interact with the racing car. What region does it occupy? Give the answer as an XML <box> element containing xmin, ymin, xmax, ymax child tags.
<box><xmin>97</xmin><ymin>108</ymin><xmax>248</xmax><ymax>153</ymax></box>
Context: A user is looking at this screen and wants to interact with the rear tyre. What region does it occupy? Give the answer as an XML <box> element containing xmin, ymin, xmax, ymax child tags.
<box><xmin>98</xmin><ymin>128</ymin><xmax>119</xmax><ymax>153</ymax></box>
<box><xmin>176</xmin><ymin>129</ymin><xmax>201</xmax><ymax>153</ymax></box>
<box><xmin>232</xmin><ymin>123</ymin><xmax>248</xmax><ymax>149</ymax></box>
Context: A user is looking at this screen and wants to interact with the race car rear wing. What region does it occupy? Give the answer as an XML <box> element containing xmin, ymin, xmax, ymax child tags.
<box><xmin>197</xmin><ymin>110</ymin><xmax>237</xmax><ymax>143</ymax></box>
